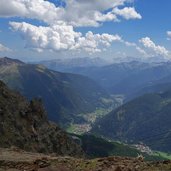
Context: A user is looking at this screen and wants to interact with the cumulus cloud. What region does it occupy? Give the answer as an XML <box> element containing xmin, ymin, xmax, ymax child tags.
<box><xmin>121</xmin><ymin>40</ymin><xmax>147</xmax><ymax>56</ymax></box>
<box><xmin>139</xmin><ymin>37</ymin><xmax>170</xmax><ymax>57</ymax></box>
<box><xmin>10</xmin><ymin>21</ymin><xmax>147</xmax><ymax>55</ymax></box>
<box><xmin>0</xmin><ymin>0</ymin><xmax>143</xmax><ymax>55</ymax></box>
<box><xmin>113</xmin><ymin>7</ymin><xmax>142</xmax><ymax>20</ymax></box>
<box><xmin>9</xmin><ymin>22</ymin><xmax>81</xmax><ymax>52</ymax></box>
<box><xmin>0</xmin><ymin>43</ymin><xmax>11</xmax><ymax>52</ymax></box>
<box><xmin>0</xmin><ymin>0</ymin><xmax>141</xmax><ymax>27</ymax></box>
<box><xmin>55</xmin><ymin>0</ymin><xmax>141</xmax><ymax>27</ymax></box>
<box><xmin>0</xmin><ymin>0</ymin><xmax>61</xmax><ymax>25</ymax></box>
<box><xmin>10</xmin><ymin>22</ymin><xmax>122</xmax><ymax>53</ymax></box>
<box><xmin>74</xmin><ymin>31</ymin><xmax>122</xmax><ymax>53</ymax></box>
<box><xmin>135</xmin><ymin>46</ymin><xmax>147</xmax><ymax>56</ymax></box>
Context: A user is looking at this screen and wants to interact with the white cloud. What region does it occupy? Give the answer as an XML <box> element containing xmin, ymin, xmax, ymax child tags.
<box><xmin>0</xmin><ymin>0</ymin><xmax>144</xmax><ymax>56</ymax></box>
<box><xmin>55</xmin><ymin>0</ymin><xmax>135</xmax><ymax>27</ymax></box>
<box><xmin>139</xmin><ymin>37</ymin><xmax>170</xmax><ymax>57</ymax></box>
<box><xmin>9</xmin><ymin>21</ymin><xmax>148</xmax><ymax>56</ymax></box>
<box><xmin>0</xmin><ymin>0</ymin><xmax>61</xmax><ymax>25</ymax></box>
<box><xmin>113</xmin><ymin>7</ymin><xmax>142</xmax><ymax>20</ymax></box>
<box><xmin>9</xmin><ymin>22</ymin><xmax>81</xmax><ymax>52</ymax></box>
<box><xmin>135</xmin><ymin>46</ymin><xmax>147</xmax><ymax>56</ymax></box>
<box><xmin>73</xmin><ymin>31</ymin><xmax>122</xmax><ymax>53</ymax></box>
<box><xmin>0</xmin><ymin>43</ymin><xmax>11</xmax><ymax>52</ymax></box>
<box><xmin>121</xmin><ymin>40</ymin><xmax>147</xmax><ymax>56</ymax></box>
<box><xmin>10</xmin><ymin>22</ymin><xmax>122</xmax><ymax>53</ymax></box>
<box><xmin>0</xmin><ymin>0</ymin><xmax>141</xmax><ymax>27</ymax></box>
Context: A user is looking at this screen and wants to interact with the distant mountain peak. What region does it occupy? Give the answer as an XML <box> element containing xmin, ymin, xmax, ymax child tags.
<box><xmin>0</xmin><ymin>57</ymin><xmax>24</xmax><ymax>66</ymax></box>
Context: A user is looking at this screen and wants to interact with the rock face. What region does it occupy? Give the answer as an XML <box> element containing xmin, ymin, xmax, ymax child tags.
<box><xmin>0</xmin><ymin>81</ymin><xmax>83</xmax><ymax>157</ymax></box>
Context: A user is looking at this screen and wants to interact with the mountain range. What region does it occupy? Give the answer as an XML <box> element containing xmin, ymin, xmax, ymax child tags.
<box><xmin>1</xmin><ymin>78</ymin><xmax>167</xmax><ymax>162</ymax></box>
<box><xmin>46</xmin><ymin>60</ymin><xmax>171</xmax><ymax>101</ymax></box>
<box><xmin>36</xmin><ymin>57</ymin><xmax>111</xmax><ymax>71</ymax></box>
<box><xmin>0</xmin><ymin>57</ymin><xmax>113</xmax><ymax>127</ymax></box>
<box><xmin>1</xmin><ymin>56</ymin><xmax>171</xmax><ymax>170</ymax></box>
<box><xmin>2</xmin><ymin>57</ymin><xmax>171</xmax><ymax>157</ymax></box>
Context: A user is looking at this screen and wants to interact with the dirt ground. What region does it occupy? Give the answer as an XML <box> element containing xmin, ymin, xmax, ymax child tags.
<box><xmin>1</xmin><ymin>148</ymin><xmax>171</xmax><ymax>171</ymax></box>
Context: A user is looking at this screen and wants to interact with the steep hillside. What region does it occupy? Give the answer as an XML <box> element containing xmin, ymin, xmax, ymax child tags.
<box><xmin>71</xmin><ymin>134</ymin><xmax>169</xmax><ymax>161</ymax></box>
<box><xmin>127</xmin><ymin>81</ymin><xmax>171</xmax><ymax>101</ymax></box>
<box><xmin>92</xmin><ymin>90</ymin><xmax>171</xmax><ymax>153</ymax></box>
<box><xmin>0</xmin><ymin>57</ymin><xmax>113</xmax><ymax>126</ymax></box>
<box><xmin>0</xmin><ymin>80</ymin><xmax>83</xmax><ymax>156</ymax></box>
<box><xmin>111</xmin><ymin>64</ymin><xmax>171</xmax><ymax>96</ymax></box>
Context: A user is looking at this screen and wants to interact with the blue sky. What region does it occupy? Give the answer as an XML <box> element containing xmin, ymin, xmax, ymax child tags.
<box><xmin>0</xmin><ymin>0</ymin><xmax>171</xmax><ymax>62</ymax></box>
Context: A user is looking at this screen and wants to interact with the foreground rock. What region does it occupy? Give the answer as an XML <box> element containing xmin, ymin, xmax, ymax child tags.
<box><xmin>0</xmin><ymin>148</ymin><xmax>171</xmax><ymax>171</ymax></box>
<box><xmin>0</xmin><ymin>81</ymin><xmax>83</xmax><ymax>157</ymax></box>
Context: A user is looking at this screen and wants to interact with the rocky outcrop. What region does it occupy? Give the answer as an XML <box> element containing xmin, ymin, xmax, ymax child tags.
<box><xmin>0</xmin><ymin>81</ymin><xmax>83</xmax><ymax>157</ymax></box>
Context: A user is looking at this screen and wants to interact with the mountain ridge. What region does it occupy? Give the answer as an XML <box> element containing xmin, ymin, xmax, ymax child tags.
<box><xmin>0</xmin><ymin>57</ymin><xmax>113</xmax><ymax>127</ymax></box>
<box><xmin>49</xmin><ymin>60</ymin><xmax>171</xmax><ymax>100</ymax></box>
<box><xmin>92</xmin><ymin>89</ymin><xmax>171</xmax><ymax>153</ymax></box>
<box><xmin>0</xmin><ymin>57</ymin><xmax>24</xmax><ymax>66</ymax></box>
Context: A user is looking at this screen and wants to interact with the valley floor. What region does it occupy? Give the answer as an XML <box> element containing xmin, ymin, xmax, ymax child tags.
<box><xmin>66</xmin><ymin>107</ymin><xmax>116</xmax><ymax>135</ymax></box>
<box><xmin>1</xmin><ymin>148</ymin><xmax>171</xmax><ymax>171</ymax></box>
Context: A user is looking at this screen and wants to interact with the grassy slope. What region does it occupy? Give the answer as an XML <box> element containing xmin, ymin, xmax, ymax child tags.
<box><xmin>71</xmin><ymin>134</ymin><xmax>171</xmax><ymax>161</ymax></box>
<box><xmin>92</xmin><ymin>91</ymin><xmax>171</xmax><ymax>153</ymax></box>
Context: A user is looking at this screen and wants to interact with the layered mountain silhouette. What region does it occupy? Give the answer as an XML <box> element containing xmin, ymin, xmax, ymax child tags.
<box><xmin>37</xmin><ymin>57</ymin><xmax>110</xmax><ymax>71</ymax></box>
<box><xmin>0</xmin><ymin>57</ymin><xmax>112</xmax><ymax>126</ymax></box>
<box><xmin>52</xmin><ymin>60</ymin><xmax>171</xmax><ymax>100</ymax></box>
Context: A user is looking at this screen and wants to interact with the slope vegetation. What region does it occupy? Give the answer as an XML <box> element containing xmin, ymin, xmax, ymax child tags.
<box><xmin>92</xmin><ymin>90</ymin><xmax>171</xmax><ymax>153</ymax></box>
<box><xmin>0</xmin><ymin>80</ymin><xmax>83</xmax><ymax>156</ymax></box>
